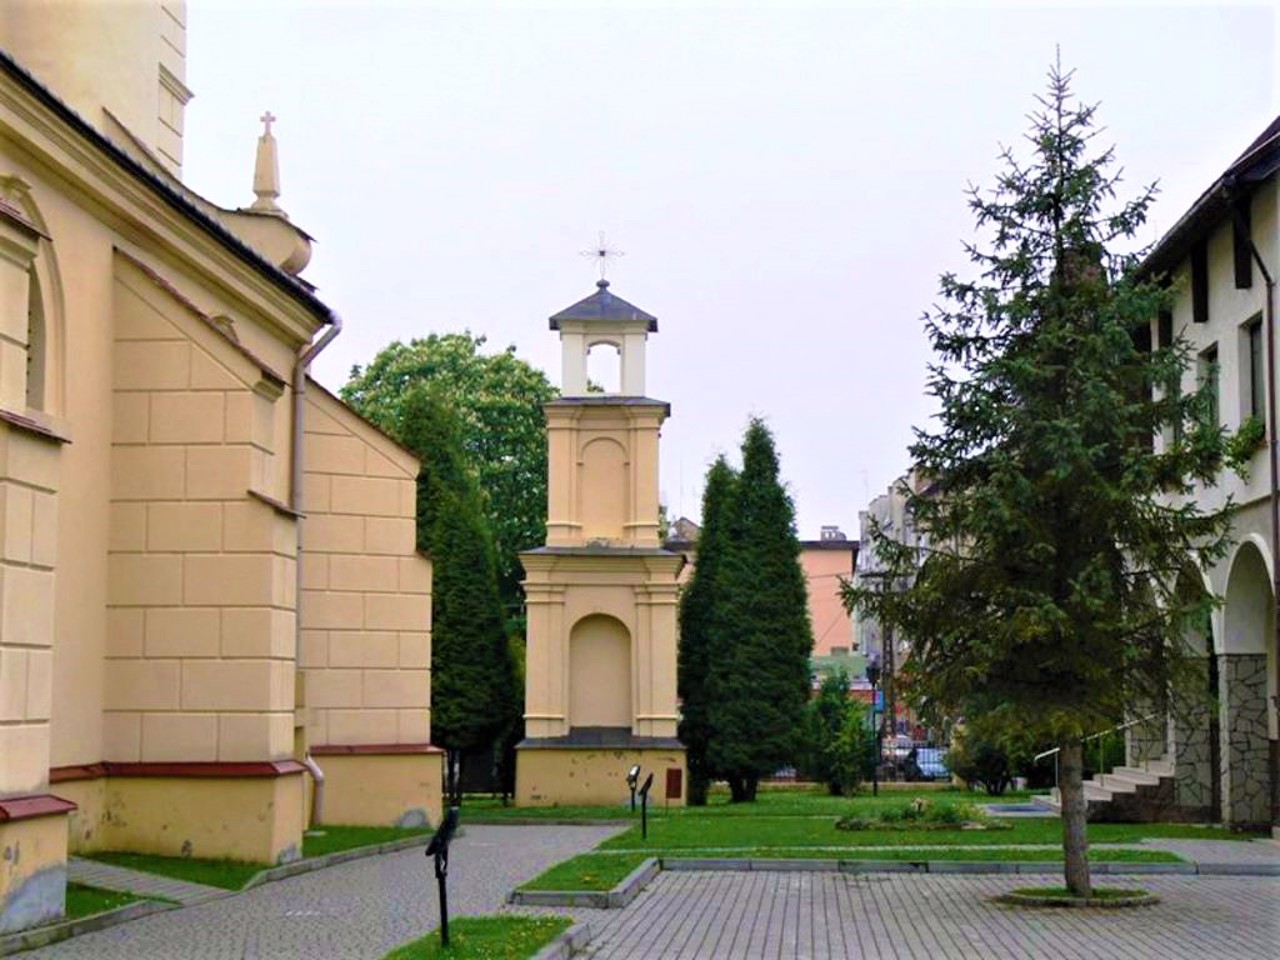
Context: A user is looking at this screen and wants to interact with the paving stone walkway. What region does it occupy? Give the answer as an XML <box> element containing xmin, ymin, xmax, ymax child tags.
<box><xmin>27</xmin><ymin>829</ymin><xmax>1280</xmax><ymax>958</ymax></box>
<box><xmin>67</xmin><ymin>858</ymin><xmax>226</xmax><ymax>906</ymax></box>
<box><xmin>577</xmin><ymin>870</ymin><xmax>1280</xmax><ymax>959</ymax></box>
<box><xmin>22</xmin><ymin>824</ymin><xmax>621</xmax><ymax>959</ymax></box>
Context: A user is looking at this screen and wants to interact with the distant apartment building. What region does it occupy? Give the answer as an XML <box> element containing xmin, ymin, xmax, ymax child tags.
<box><xmin>665</xmin><ymin>518</ymin><xmax>857</xmax><ymax>659</ymax></box>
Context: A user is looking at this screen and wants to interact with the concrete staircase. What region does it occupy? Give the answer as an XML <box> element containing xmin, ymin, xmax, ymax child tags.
<box><xmin>1036</xmin><ymin>759</ymin><xmax>1181</xmax><ymax>822</ymax></box>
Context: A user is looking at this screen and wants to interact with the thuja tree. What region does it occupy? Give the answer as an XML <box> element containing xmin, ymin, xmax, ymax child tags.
<box><xmin>677</xmin><ymin>456</ymin><xmax>737</xmax><ymax>806</ymax></box>
<box><xmin>841</xmin><ymin>66</ymin><xmax>1231</xmax><ymax>896</ymax></box>
<box><xmin>705</xmin><ymin>419</ymin><xmax>813</xmax><ymax>803</ymax></box>
<box><xmin>401</xmin><ymin>386</ymin><xmax>519</xmax><ymax>805</ymax></box>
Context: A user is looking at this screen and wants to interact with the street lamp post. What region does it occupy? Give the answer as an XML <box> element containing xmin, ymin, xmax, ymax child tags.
<box><xmin>865</xmin><ymin>654</ymin><xmax>881</xmax><ymax>797</ymax></box>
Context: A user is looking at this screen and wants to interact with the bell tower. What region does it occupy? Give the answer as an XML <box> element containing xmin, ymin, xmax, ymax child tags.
<box><xmin>516</xmin><ymin>280</ymin><xmax>686</xmax><ymax>806</ymax></box>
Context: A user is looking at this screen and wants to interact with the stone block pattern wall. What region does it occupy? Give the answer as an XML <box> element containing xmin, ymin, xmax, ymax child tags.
<box><xmin>300</xmin><ymin>387</ymin><xmax>431</xmax><ymax>749</ymax></box>
<box><xmin>1172</xmin><ymin>659</ymin><xmax>1216</xmax><ymax>817</ymax></box>
<box><xmin>1220</xmin><ymin>653</ymin><xmax>1270</xmax><ymax>826</ymax></box>
<box><xmin>1126</xmin><ymin>708</ymin><xmax>1166</xmax><ymax>766</ymax></box>
<box><xmin>0</xmin><ymin>427</ymin><xmax>59</xmax><ymax>797</ymax></box>
<box><xmin>105</xmin><ymin>269</ymin><xmax>297</xmax><ymax>765</ymax></box>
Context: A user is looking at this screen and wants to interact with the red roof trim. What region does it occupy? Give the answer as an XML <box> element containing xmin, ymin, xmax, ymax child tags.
<box><xmin>0</xmin><ymin>794</ymin><xmax>77</xmax><ymax>822</ymax></box>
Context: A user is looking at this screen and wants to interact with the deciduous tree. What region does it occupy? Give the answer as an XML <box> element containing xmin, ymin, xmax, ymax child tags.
<box><xmin>342</xmin><ymin>333</ymin><xmax>557</xmax><ymax>621</ymax></box>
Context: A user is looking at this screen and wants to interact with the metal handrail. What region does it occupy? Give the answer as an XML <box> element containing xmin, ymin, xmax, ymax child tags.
<box><xmin>1031</xmin><ymin>713</ymin><xmax>1162</xmax><ymax>792</ymax></box>
<box><xmin>1031</xmin><ymin>713</ymin><xmax>1161</xmax><ymax>763</ymax></box>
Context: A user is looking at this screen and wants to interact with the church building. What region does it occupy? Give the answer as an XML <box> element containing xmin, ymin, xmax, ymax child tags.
<box><xmin>0</xmin><ymin>1</ymin><xmax>440</xmax><ymax>933</ymax></box>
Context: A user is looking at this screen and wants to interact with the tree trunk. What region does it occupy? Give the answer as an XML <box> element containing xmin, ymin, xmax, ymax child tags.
<box><xmin>745</xmin><ymin>774</ymin><xmax>758</xmax><ymax>802</ymax></box>
<box><xmin>688</xmin><ymin>772</ymin><xmax>709</xmax><ymax>807</ymax></box>
<box><xmin>444</xmin><ymin>748</ymin><xmax>464</xmax><ymax>808</ymax></box>
<box><xmin>728</xmin><ymin>775</ymin><xmax>750</xmax><ymax>802</ymax></box>
<box><xmin>1058</xmin><ymin>738</ymin><xmax>1092</xmax><ymax>898</ymax></box>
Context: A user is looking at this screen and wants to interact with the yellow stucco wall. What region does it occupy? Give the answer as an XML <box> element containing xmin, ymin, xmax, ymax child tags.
<box><xmin>0</xmin><ymin>815</ymin><xmax>67</xmax><ymax>934</ymax></box>
<box><xmin>523</xmin><ymin>553</ymin><xmax>682</xmax><ymax>741</ymax></box>
<box><xmin>312</xmin><ymin>752</ymin><xmax>443</xmax><ymax>828</ymax></box>
<box><xmin>105</xmin><ymin>258</ymin><xmax>298</xmax><ymax>767</ymax></box>
<box><xmin>99</xmin><ymin>773</ymin><xmax>304</xmax><ymax>863</ymax></box>
<box><xmin>516</xmin><ymin>747</ymin><xmax>686</xmax><ymax>807</ymax></box>
<box><xmin>300</xmin><ymin>388</ymin><xmax>432</xmax><ymax>750</ymax></box>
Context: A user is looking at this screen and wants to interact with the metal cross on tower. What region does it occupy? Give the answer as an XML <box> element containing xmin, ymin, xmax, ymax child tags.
<box><xmin>580</xmin><ymin>231</ymin><xmax>625</xmax><ymax>281</ymax></box>
<box><xmin>260</xmin><ymin>111</ymin><xmax>276</xmax><ymax>136</ymax></box>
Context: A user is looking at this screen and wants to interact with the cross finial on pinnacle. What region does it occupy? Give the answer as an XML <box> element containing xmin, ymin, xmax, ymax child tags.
<box><xmin>579</xmin><ymin>231</ymin><xmax>625</xmax><ymax>281</ymax></box>
<box><xmin>260</xmin><ymin>111</ymin><xmax>276</xmax><ymax>136</ymax></box>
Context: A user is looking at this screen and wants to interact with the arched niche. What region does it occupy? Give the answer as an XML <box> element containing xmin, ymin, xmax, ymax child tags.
<box><xmin>568</xmin><ymin>614</ymin><xmax>631</xmax><ymax>729</ymax></box>
<box><xmin>578</xmin><ymin>437</ymin><xmax>628</xmax><ymax>541</ymax></box>
<box><xmin>1223</xmin><ymin>541</ymin><xmax>1274</xmax><ymax>656</ymax></box>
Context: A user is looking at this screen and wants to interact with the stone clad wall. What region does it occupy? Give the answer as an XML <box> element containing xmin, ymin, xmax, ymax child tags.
<box><xmin>1220</xmin><ymin>652</ymin><xmax>1270</xmax><ymax>826</ymax></box>
<box><xmin>1171</xmin><ymin>658</ymin><xmax>1216</xmax><ymax>817</ymax></box>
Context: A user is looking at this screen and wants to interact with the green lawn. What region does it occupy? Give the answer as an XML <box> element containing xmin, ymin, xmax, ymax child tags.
<box><xmin>597</xmin><ymin>815</ymin><xmax>1254</xmax><ymax>851</ymax></box>
<box><xmin>301</xmin><ymin>825</ymin><xmax>432</xmax><ymax>858</ymax></box>
<box><xmin>520</xmin><ymin>846</ymin><xmax>1182</xmax><ymax>892</ymax></box>
<box><xmin>63</xmin><ymin>883</ymin><xmax>155</xmax><ymax>920</ymax></box>
<box><xmin>382</xmin><ymin>916</ymin><xmax>572</xmax><ymax>960</ymax></box>
<box><xmin>521</xmin><ymin>852</ymin><xmax>652</xmax><ymax>891</ymax></box>
<box><xmin>467</xmin><ymin>785</ymin><xmax>1029</xmax><ymax>821</ymax></box>
<box><xmin>88</xmin><ymin>824</ymin><xmax>434</xmax><ymax>891</ymax></box>
<box><xmin>88</xmin><ymin>852</ymin><xmax>265</xmax><ymax>890</ymax></box>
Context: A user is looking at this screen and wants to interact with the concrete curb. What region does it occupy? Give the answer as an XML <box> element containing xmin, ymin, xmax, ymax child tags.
<box><xmin>530</xmin><ymin>921</ymin><xmax>594</xmax><ymax>960</ymax></box>
<box><xmin>665</xmin><ymin>857</ymin><xmax>1212</xmax><ymax>876</ymax></box>
<box><xmin>467</xmin><ymin>818</ymin><xmax>633</xmax><ymax>828</ymax></box>
<box><xmin>241</xmin><ymin>834</ymin><xmax>431</xmax><ymax>890</ymax></box>
<box><xmin>996</xmin><ymin>890</ymin><xmax>1161</xmax><ymax>909</ymax></box>
<box><xmin>509</xmin><ymin>857</ymin><xmax>660</xmax><ymax>909</ymax></box>
<box><xmin>0</xmin><ymin>899</ymin><xmax>177</xmax><ymax>957</ymax></box>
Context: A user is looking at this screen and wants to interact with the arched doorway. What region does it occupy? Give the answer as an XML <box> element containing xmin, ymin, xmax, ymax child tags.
<box><xmin>1220</xmin><ymin>541</ymin><xmax>1275</xmax><ymax>826</ymax></box>
<box><xmin>568</xmin><ymin>614</ymin><xmax>632</xmax><ymax>731</ymax></box>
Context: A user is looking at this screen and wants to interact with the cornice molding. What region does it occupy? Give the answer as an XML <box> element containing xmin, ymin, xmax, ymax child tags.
<box><xmin>0</xmin><ymin>70</ymin><xmax>328</xmax><ymax>347</ymax></box>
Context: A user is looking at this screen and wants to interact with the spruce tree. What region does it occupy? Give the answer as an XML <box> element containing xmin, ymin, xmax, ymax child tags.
<box><xmin>400</xmin><ymin>386</ymin><xmax>517</xmax><ymax>804</ymax></box>
<box><xmin>677</xmin><ymin>456</ymin><xmax>738</xmax><ymax>806</ymax></box>
<box><xmin>706</xmin><ymin>419</ymin><xmax>813</xmax><ymax>802</ymax></box>
<box><xmin>842</xmin><ymin>65</ymin><xmax>1232</xmax><ymax>896</ymax></box>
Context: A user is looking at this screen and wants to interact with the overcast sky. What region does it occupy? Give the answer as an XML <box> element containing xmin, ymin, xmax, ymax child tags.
<box><xmin>183</xmin><ymin>1</ymin><xmax>1277</xmax><ymax>538</ymax></box>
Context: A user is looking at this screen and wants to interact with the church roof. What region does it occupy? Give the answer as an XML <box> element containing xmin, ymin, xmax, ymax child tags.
<box><xmin>549</xmin><ymin>280</ymin><xmax>658</xmax><ymax>332</ymax></box>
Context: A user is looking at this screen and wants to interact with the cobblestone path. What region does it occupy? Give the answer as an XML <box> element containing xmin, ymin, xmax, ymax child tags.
<box><xmin>579</xmin><ymin>870</ymin><xmax>1280</xmax><ymax>959</ymax></box>
<box><xmin>23</xmin><ymin>824</ymin><xmax>620</xmax><ymax>959</ymax></box>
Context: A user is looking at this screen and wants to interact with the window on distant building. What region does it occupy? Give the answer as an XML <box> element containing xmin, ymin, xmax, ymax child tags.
<box><xmin>1191</xmin><ymin>239</ymin><xmax>1209</xmax><ymax>323</ymax></box>
<box><xmin>1197</xmin><ymin>343</ymin><xmax>1219</xmax><ymax>430</ymax></box>
<box><xmin>1245</xmin><ymin>315</ymin><xmax>1264</xmax><ymax>420</ymax></box>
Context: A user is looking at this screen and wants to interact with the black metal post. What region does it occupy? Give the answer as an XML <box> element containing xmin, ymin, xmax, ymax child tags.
<box><xmin>436</xmin><ymin>855</ymin><xmax>449</xmax><ymax>947</ymax></box>
<box><xmin>866</xmin><ymin>656</ymin><xmax>881</xmax><ymax>797</ymax></box>
<box><xmin>639</xmin><ymin>772</ymin><xmax>654</xmax><ymax>840</ymax></box>
<box><xmin>425</xmin><ymin>806</ymin><xmax>459</xmax><ymax>948</ymax></box>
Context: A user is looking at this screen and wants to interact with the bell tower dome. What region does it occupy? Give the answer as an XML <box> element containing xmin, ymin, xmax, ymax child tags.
<box><xmin>551</xmin><ymin>279</ymin><xmax>657</xmax><ymax>397</ymax></box>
